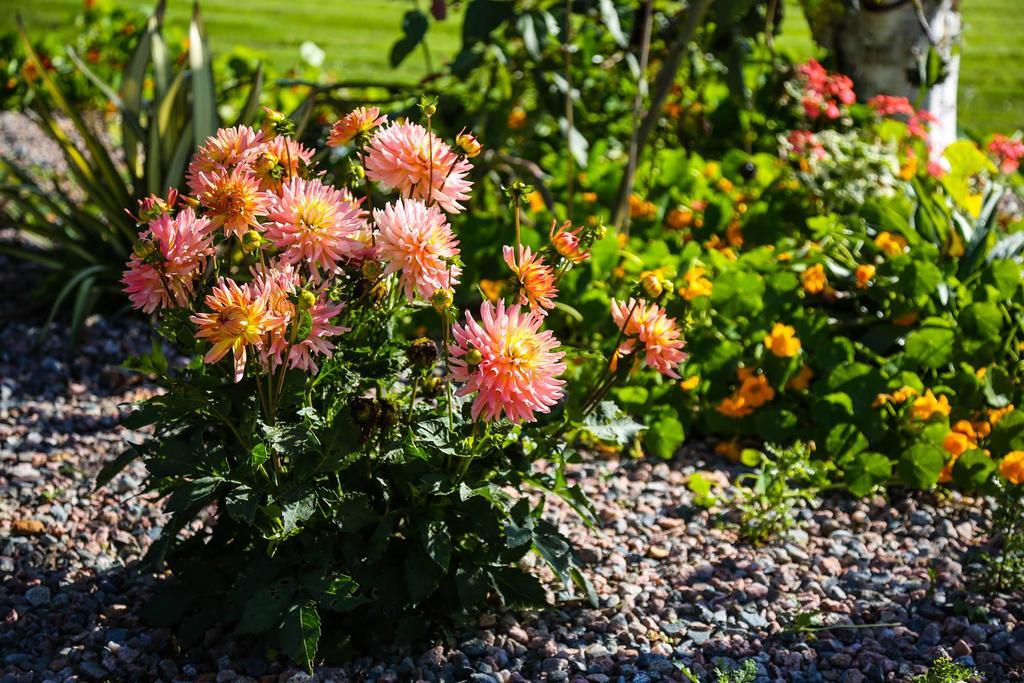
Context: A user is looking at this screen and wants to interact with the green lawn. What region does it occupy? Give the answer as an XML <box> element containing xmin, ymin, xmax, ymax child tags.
<box><xmin>2</xmin><ymin>0</ymin><xmax>1021</xmax><ymax>135</ymax></box>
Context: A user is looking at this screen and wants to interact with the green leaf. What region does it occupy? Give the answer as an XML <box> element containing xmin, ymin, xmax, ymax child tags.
<box><xmin>644</xmin><ymin>414</ymin><xmax>685</xmax><ymax>459</ymax></box>
<box><xmin>164</xmin><ymin>476</ymin><xmax>222</xmax><ymax>514</ymax></box>
<box><xmin>189</xmin><ymin>3</ymin><xmax>218</xmax><ymax>145</ymax></box>
<box><xmin>488</xmin><ymin>566</ymin><xmax>547</xmax><ymax>608</ymax></box>
<box><xmin>404</xmin><ymin>549</ymin><xmax>444</xmax><ymax>603</ymax></box>
<box><xmin>226</xmin><ymin>485</ymin><xmax>259</xmax><ymax>523</ymax></box>
<box><xmin>94</xmin><ymin>446</ymin><xmax>142</xmax><ymax>491</ymax></box>
<box><xmin>903</xmin><ymin>318</ymin><xmax>955</xmax><ymax>369</ymax></box>
<box><xmin>237</xmin><ymin>578</ymin><xmax>295</xmax><ymax>634</ymax></box>
<box><xmin>991</xmin><ymin>410</ymin><xmax>1024</xmax><ymax>454</ymax></box>
<box><xmin>280</xmin><ymin>602</ymin><xmax>320</xmax><ymax>672</ymax></box>
<box><xmin>391</xmin><ymin>10</ymin><xmax>429</xmax><ymax>67</ymax></box>
<box><xmin>825</xmin><ymin>424</ymin><xmax>868</xmax><ymax>459</ymax></box>
<box><xmin>418</xmin><ymin>520</ymin><xmax>452</xmax><ymax>570</ymax></box>
<box><xmin>952</xmin><ymin>449</ymin><xmax>996</xmax><ymax>491</ymax></box>
<box><xmin>580</xmin><ymin>401</ymin><xmax>644</xmax><ymax>446</ymax></box>
<box><xmin>898</xmin><ymin>443</ymin><xmax>945</xmax><ymax>489</ymax></box>
<box><xmin>961</xmin><ymin>302</ymin><xmax>1002</xmax><ymax>342</ymax></box>
<box><xmin>841</xmin><ymin>451</ymin><xmax>891</xmax><ymax>496</ymax></box>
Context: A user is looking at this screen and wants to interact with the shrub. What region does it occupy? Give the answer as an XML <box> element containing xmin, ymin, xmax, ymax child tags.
<box><xmin>102</xmin><ymin>103</ymin><xmax>670</xmax><ymax>666</ymax></box>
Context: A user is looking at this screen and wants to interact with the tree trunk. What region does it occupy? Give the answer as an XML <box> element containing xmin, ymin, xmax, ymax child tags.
<box><xmin>802</xmin><ymin>0</ymin><xmax>961</xmax><ymax>151</ymax></box>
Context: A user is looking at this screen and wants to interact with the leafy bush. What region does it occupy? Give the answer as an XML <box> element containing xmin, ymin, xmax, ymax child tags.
<box><xmin>730</xmin><ymin>442</ymin><xmax>824</xmax><ymax>544</ymax></box>
<box><xmin>103</xmin><ymin>104</ymin><xmax>671</xmax><ymax>666</ymax></box>
<box><xmin>1</xmin><ymin>1</ymin><xmax>264</xmax><ymax>337</ymax></box>
<box><xmin>913</xmin><ymin>655</ymin><xmax>978</xmax><ymax>683</ymax></box>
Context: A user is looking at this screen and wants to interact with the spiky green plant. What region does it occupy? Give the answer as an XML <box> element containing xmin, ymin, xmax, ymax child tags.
<box><xmin>0</xmin><ymin>1</ymin><xmax>263</xmax><ymax>341</ymax></box>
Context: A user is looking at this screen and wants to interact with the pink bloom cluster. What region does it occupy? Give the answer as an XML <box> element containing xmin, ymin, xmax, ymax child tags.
<box><xmin>122</xmin><ymin>203</ymin><xmax>214</xmax><ymax>313</ymax></box>
<box><xmin>989</xmin><ymin>134</ymin><xmax>1024</xmax><ymax>174</ymax></box>
<box><xmin>785</xmin><ymin>130</ymin><xmax>826</xmax><ymax>160</ymax></box>
<box><xmin>797</xmin><ymin>60</ymin><xmax>855</xmax><ymax>120</ymax></box>
<box><xmin>449</xmin><ymin>300</ymin><xmax>566</xmax><ymax>422</ymax></box>
<box><xmin>868</xmin><ymin>94</ymin><xmax>935</xmax><ymax>140</ymax></box>
<box><xmin>364</xmin><ymin>121</ymin><xmax>473</xmax><ymax>213</ymax></box>
<box><xmin>610</xmin><ymin>298</ymin><xmax>687</xmax><ymax>379</ymax></box>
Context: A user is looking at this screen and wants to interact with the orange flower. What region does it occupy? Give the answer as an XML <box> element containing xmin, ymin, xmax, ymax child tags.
<box><xmin>190</xmin><ymin>278</ymin><xmax>283</xmax><ymax>382</ymax></box>
<box><xmin>666</xmin><ymin>208</ymin><xmax>693</xmax><ymax>230</ymax></box>
<box><xmin>989</xmin><ymin>404</ymin><xmax>1015</xmax><ymax>425</ymax></box>
<box><xmin>738</xmin><ymin>374</ymin><xmax>775</xmax><ymax>408</ymax></box>
<box><xmin>802</xmin><ymin>264</ymin><xmax>827</xmax><ymax>294</ymax></box>
<box><xmin>874</xmin><ymin>231</ymin><xmax>908</xmax><ymax>257</ymax></box>
<box><xmin>504</xmin><ymin>245</ymin><xmax>558</xmax><ymax>315</ymax></box>
<box><xmin>507</xmin><ymin>108</ymin><xmax>527</xmax><ymax>130</ymax></box>
<box><xmin>726</xmin><ymin>221</ymin><xmax>744</xmax><ymax>247</ymax></box>
<box><xmin>855</xmin><ymin>264</ymin><xmax>876</xmax><ymax>288</ymax></box>
<box><xmin>549</xmin><ymin>220</ymin><xmax>591</xmax><ymax>264</ymax></box>
<box><xmin>715</xmin><ymin>439</ymin><xmax>742</xmax><ymax>463</ymax></box>
<box><xmin>892</xmin><ymin>311</ymin><xmax>918</xmax><ymax>327</ymax></box>
<box><xmin>787</xmin><ymin>365</ymin><xmax>814</xmax><ymax>391</ymax></box>
<box><xmin>679</xmin><ymin>375</ymin><xmax>700</xmax><ymax>391</ymax></box>
<box><xmin>1000</xmin><ymin>451</ymin><xmax>1024</xmax><ymax>485</ymax></box>
<box><xmin>910</xmin><ymin>389</ymin><xmax>951</xmax><ymax>421</ymax></box>
<box><xmin>763</xmin><ymin>323</ymin><xmax>801</xmax><ymax>357</ymax></box>
<box><xmin>327</xmin><ymin>106</ymin><xmax>387</xmax><ymax>147</ymax></box>
<box><xmin>942</xmin><ymin>431</ymin><xmax>973</xmax><ymax>458</ymax></box>
<box><xmin>526</xmin><ymin>190</ymin><xmax>546</xmax><ymax>213</ymax></box>
<box><xmin>717</xmin><ymin>394</ymin><xmax>753</xmax><ymax>418</ymax></box>
<box><xmin>478</xmin><ymin>278</ymin><xmax>505</xmax><ymax>302</ymax></box>
<box><xmin>628</xmin><ymin>194</ymin><xmax>656</xmax><ymax>220</ymax></box>
<box><xmin>893</xmin><ymin>386</ymin><xmax>919</xmax><ymax>404</ymax></box>
<box><xmin>680</xmin><ymin>266</ymin><xmax>713</xmax><ymax>301</ymax></box>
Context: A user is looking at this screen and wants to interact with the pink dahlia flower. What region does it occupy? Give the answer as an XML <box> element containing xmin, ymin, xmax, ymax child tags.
<box><xmin>190</xmin><ymin>278</ymin><xmax>284</xmax><ymax>382</ymax></box>
<box><xmin>328</xmin><ymin>106</ymin><xmax>388</xmax><ymax>147</ymax></box>
<box><xmin>122</xmin><ymin>207</ymin><xmax>214</xmax><ymax>313</ymax></box>
<box><xmin>449</xmin><ymin>300</ymin><xmax>566</xmax><ymax>423</ymax></box>
<box><xmin>373</xmin><ymin>198</ymin><xmax>461</xmax><ymax>301</ymax></box>
<box><xmin>264</xmin><ymin>178</ymin><xmax>368</xmax><ymax>281</ymax></box>
<box><xmin>251</xmin><ymin>265</ymin><xmax>348</xmax><ymax>373</ymax></box>
<box><xmin>251</xmin><ymin>136</ymin><xmax>315</xmax><ymax>191</ymax></box>
<box><xmin>186</xmin><ymin>125</ymin><xmax>265</xmax><ymax>195</ymax></box>
<box><xmin>610</xmin><ymin>298</ymin><xmax>687</xmax><ymax>379</ymax></box>
<box><xmin>364</xmin><ymin>121</ymin><xmax>473</xmax><ymax>213</ymax></box>
<box><xmin>503</xmin><ymin>244</ymin><xmax>557</xmax><ymax>315</ymax></box>
<box><xmin>195</xmin><ymin>166</ymin><xmax>271</xmax><ymax>238</ymax></box>
<box><xmin>549</xmin><ymin>220</ymin><xmax>590</xmax><ymax>264</ymax></box>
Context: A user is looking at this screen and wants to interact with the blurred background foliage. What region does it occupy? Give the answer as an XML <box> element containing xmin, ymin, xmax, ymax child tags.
<box><xmin>2</xmin><ymin>0</ymin><xmax>1020</xmax><ymax>134</ymax></box>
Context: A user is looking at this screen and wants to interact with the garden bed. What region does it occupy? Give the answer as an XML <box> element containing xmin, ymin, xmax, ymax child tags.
<box><xmin>2</xmin><ymin>273</ymin><xmax>1022</xmax><ymax>681</ymax></box>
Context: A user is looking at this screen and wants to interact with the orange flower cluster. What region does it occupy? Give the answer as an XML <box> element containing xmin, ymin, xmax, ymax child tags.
<box><xmin>716</xmin><ymin>368</ymin><xmax>775</xmax><ymax>418</ymax></box>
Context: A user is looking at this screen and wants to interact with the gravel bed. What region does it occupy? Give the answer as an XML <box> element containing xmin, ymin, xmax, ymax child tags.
<box><xmin>2</xmin><ymin>307</ymin><xmax>1024</xmax><ymax>682</ymax></box>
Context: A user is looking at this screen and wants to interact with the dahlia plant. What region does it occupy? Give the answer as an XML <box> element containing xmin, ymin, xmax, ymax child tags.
<box><xmin>104</xmin><ymin>104</ymin><xmax>675</xmax><ymax>666</ymax></box>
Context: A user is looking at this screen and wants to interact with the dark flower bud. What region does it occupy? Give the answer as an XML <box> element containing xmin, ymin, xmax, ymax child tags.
<box><xmin>408</xmin><ymin>337</ymin><xmax>438</xmax><ymax>368</ymax></box>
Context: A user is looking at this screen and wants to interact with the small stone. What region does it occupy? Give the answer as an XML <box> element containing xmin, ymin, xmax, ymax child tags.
<box><xmin>10</xmin><ymin>519</ymin><xmax>45</xmax><ymax>536</ymax></box>
<box><xmin>25</xmin><ymin>586</ymin><xmax>51</xmax><ymax>606</ymax></box>
<box><xmin>952</xmin><ymin>639</ymin><xmax>972</xmax><ymax>657</ymax></box>
<box><xmin>647</xmin><ymin>546</ymin><xmax>670</xmax><ymax>560</ymax></box>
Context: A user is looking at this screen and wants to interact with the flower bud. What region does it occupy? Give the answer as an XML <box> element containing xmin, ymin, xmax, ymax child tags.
<box><xmin>464</xmin><ymin>348</ymin><xmax>483</xmax><ymax>366</ymax></box>
<box><xmin>297</xmin><ymin>289</ymin><xmax>317</xmax><ymax>311</ymax></box>
<box><xmin>408</xmin><ymin>337</ymin><xmax>438</xmax><ymax>368</ymax></box>
<box><xmin>261</xmin><ymin>107</ymin><xmax>294</xmax><ymax>139</ymax></box>
<box><xmin>641</xmin><ymin>272</ymin><xmax>663</xmax><ymax>299</ymax></box>
<box><xmin>133</xmin><ymin>239</ymin><xmax>158</xmax><ymax>262</ymax></box>
<box><xmin>362</xmin><ymin>260</ymin><xmax>383</xmax><ymax>281</ymax></box>
<box><xmin>430</xmin><ymin>288</ymin><xmax>454</xmax><ymax>313</ymax></box>
<box><xmin>351</xmin><ymin>396</ymin><xmax>377</xmax><ymax>424</ymax></box>
<box><xmin>418</xmin><ymin>95</ymin><xmax>438</xmax><ymax>118</ymax></box>
<box><xmin>456</xmin><ymin>130</ymin><xmax>483</xmax><ymax>158</ymax></box>
<box><xmin>241</xmin><ymin>230</ymin><xmax>263</xmax><ymax>253</ymax></box>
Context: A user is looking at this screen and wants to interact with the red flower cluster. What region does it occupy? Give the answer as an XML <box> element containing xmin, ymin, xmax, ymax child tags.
<box><xmin>989</xmin><ymin>134</ymin><xmax>1024</xmax><ymax>174</ymax></box>
<box><xmin>797</xmin><ymin>60</ymin><xmax>855</xmax><ymax>120</ymax></box>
